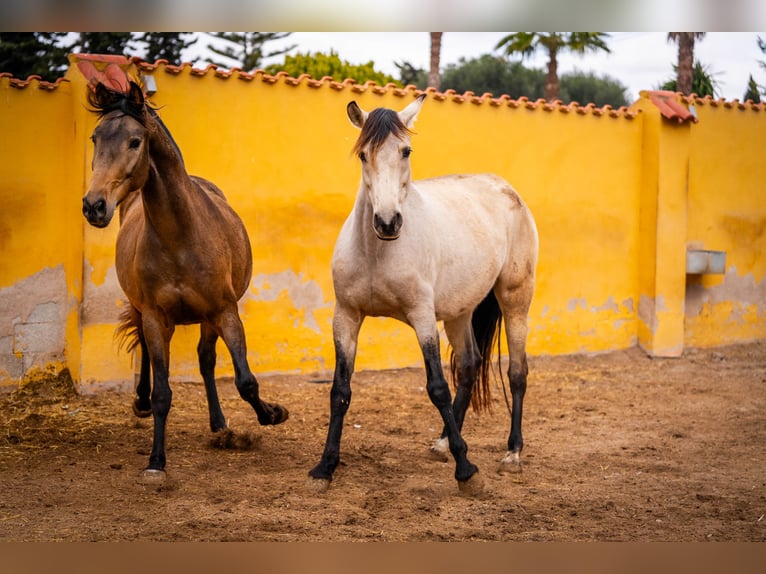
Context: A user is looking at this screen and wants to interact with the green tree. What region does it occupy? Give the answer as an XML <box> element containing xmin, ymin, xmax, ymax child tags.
<box><xmin>395</xmin><ymin>61</ymin><xmax>428</xmax><ymax>89</ymax></box>
<box><xmin>207</xmin><ymin>32</ymin><xmax>295</xmax><ymax>72</ymax></box>
<box><xmin>559</xmin><ymin>71</ymin><xmax>629</xmax><ymax>107</ymax></box>
<box><xmin>659</xmin><ymin>60</ymin><xmax>720</xmax><ymax>98</ymax></box>
<box><xmin>495</xmin><ymin>32</ymin><xmax>611</xmax><ymax>101</ymax></box>
<box><xmin>75</xmin><ymin>32</ymin><xmax>136</xmax><ymax>56</ymax></box>
<box><xmin>138</xmin><ymin>32</ymin><xmax>197</xmax><ymax>65</ymax></box>
<box><xmin>744</xmin><ymin>74</ymin><xmax>761</xmax><ymax>103</ymax></box>
<box><xmin>0</xmin><ymin>32</ymin><xmax>72</xmax><ymax>81</ymax></box>
<box><xmin>440</xmin><ymin>55</ymin><xmax>545</xmax><ymax>99</ymax></box>
<box><xmin>264</xmin><ymin>50</ymin><xmax>399</xmax><ymax>86</ymax></box>
<box><xmin>667</xmin><ymin>32</ymin><xmax>706</xmax><ymax>96</ymax></box>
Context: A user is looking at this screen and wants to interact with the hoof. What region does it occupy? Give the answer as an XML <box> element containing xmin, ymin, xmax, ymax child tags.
<box><xmin>428</xmin><ymin>437</ymin><xmax>449</xmax><ymax>462</ymax></box>
<box><xmin>457</xmin><ymin>470</ymin><xmax>484</xmax><ymax>496</ymax></box>
<box><xmin>497</xmin><ymin>451</ymin><xmax>523</xmax><ymax>474</ymax></box>
<box><xmin>132</xmin><ymin>399</ymin><xmax>152</xmax><ymax>418</ymax></box>
<box><xmin>260</xmin><ymin>404</ymin><xmax>289</xmax><ymax>426</ymax></box>
<box><xmin>306</xmin><ymin>477</ymin><xmax>331</xmax><ymax>494</ymax></box>
<box><xmin>140</xmin><ymin>468</ymin><xmax>167</xmax><ymax>485</ymax></box>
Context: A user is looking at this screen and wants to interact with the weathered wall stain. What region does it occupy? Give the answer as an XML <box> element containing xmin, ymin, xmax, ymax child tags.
<box><xmin>249</xmin><ymin>271</ymin><xmax>332</xmax><ymax>333</ymax></box>
<box><xmin>0</xmin><ymin>266</ymin><xmax>68</xmax><ymax>380</ymax></box>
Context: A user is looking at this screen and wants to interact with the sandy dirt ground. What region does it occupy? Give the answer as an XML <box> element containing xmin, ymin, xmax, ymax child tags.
<box><xmin>1</xmin><ymin>341</ymin><xmax>764</xmax><ymax>542</ymax></box>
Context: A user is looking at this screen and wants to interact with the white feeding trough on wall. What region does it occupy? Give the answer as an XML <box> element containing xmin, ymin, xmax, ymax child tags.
<box><xmin>686</xmin><ymin>249</ymin><xmax>726</xmax><ymax>274</ymax></box>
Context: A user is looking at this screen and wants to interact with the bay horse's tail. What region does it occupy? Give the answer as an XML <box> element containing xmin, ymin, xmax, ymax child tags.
<box><xmin>450</xmin><ymin>290</ymin><xmax>503</xmax><ymax>413</ymax></box>
<box><xmin>114</xmin><ymin>303</ymin><xmax>142</xmax><ymax>353</ymax></box>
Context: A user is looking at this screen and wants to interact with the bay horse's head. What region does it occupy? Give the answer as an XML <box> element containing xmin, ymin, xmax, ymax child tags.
<box><xmin>82</xmin><ymin>81</ymin><xmax>151</xmax><ymax>228</ymax></box>
<box><xmin>348</xmin><ymin>94</ymin><xmax>426</xmax><ymax>240</ymax></box>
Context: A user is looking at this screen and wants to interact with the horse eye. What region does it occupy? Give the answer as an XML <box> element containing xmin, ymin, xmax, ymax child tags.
<box><xmin>129</xmin><ymin>137</ymin><xmax>141</xmax><ymax>150</ymax></box>
<box><xmin>402</xmin><ymin>147</ymin><xmax>412</xmax><ymax>159</ymax></box>
<box><xmin>359</xmin><ymin>152</ymin><xmax>367</xmax><ymax>163</ymax></box>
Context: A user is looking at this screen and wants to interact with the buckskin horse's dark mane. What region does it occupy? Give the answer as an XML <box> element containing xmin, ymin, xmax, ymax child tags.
<box><xmin>86</xmin><ymin>83</ymin><xmax>148</xmax><ymax>123</ymax></box>
<box><xmin>86</xmin><ymin>82</ymin><xmax>185</xmax><ymax>165</ymax></box>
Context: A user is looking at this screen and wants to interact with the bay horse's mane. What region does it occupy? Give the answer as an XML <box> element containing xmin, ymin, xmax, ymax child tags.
<box><xmin>86</xmin><ymin>83</ymin><xmax>150</xmax><ymax>124</ymax></box>
<box><xmin>86</xmin><ymin>82</ymin><xmax>185</xmax><ymax>165</ymax></box>
<box><xmin>352</xmin><ymin>107</ymin><xmax>413</xmax><ymax>158</ymax></box>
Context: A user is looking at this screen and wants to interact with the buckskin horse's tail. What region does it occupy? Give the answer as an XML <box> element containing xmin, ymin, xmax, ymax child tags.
<box><xmin>450</xmin><ymin>290</ymin><xmax>503</xmax><ymax>413</ymax></box>
<box><xmin>114</xmin><ymin>303</ymin><xmax>142</xmax><ymax>353</ymax></box>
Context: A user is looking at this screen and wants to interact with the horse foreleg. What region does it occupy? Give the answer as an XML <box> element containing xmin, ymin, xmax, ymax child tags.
<box><xmin>430</xmin><ymin>316</ymin><xmax>481</xmax><ymax>462</ymax></box>
<box><xmin>198</xmin><ymin>323</ymin><xmax>226</xmax><ymax>432</ymax></box>
<box><xmin>219</xmin><ymin>310</ymin><xmax>288</xmax><ymax>427</ymax></box>
<box><xmin>414</xmin><ymin>319</ymin><xmax>482</xmax><ymax>496</ymax></box>
<box><xmin>308</xmin><ymin>305</ymin><xmax>361</xmax><ymax>492</ymax></box>
<box><xmin>132</xmin><ymin>332</ymin><xmax>152</xmax><ymax>418</ymax></box>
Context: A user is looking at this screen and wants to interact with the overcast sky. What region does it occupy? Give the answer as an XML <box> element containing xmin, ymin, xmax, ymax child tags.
<box><xmin>188</xmin><ymin>32</ymin><xmax>765</xmax><ymax>103</ymax></box>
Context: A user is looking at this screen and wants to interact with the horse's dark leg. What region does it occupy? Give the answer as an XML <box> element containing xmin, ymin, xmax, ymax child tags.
<box><xmin>496</xmin><ymin>283</ymin><xmax>533</xmax><ymax>474</ymax></box>
<box><xmin>308</xmin><ymin>305</ymin><xmax>361</xmax><ymax>491</ymax></box>
<box><xmin>140</xmin><ymin>312</ymin><xmax>174</xmax><ymax>480</ymax></box>
<box><xmin>218</xmin><ymin>309</ymin><xmax>288</xmax><ymax>426</ymax></box>
<box><xmin>430</xmin><ymin>317</ymin><xmax>481</xmax><ymax>461</ymax></box>
<box><xmin>132</xmin><ymin>332</ymin><xmax>152</xmax><ymax>418</ymax></box>
<box><xmin>198</xmin><ymin>323</ymin><xmax>226</xmax><ymax>432</ymax></box>
<box><xmin>411</xmin><ymin>313</ymin><xmax>482</xmax><ymax>495</ymax></box>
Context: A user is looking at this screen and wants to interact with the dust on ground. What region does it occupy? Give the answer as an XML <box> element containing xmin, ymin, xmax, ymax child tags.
<box><xmin>1</xmin><ymin>342</ymin><xmax>764</xmax><ymax>541</ymax></box>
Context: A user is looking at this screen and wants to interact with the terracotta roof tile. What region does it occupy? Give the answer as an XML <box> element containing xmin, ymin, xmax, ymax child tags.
<box><xmin>0</xmin><ymin>73</ymin><xmax>69</xmax><ymax>90</ymax></box>
<box><xmin>644</xmin><ymin>90</ymin><xmax>698</xmax><ymax>123</ymax></box>
<box><xmin>17</xmin><ymin>55</ymin><xmax>749</xmax><ymax>121</ymax></box>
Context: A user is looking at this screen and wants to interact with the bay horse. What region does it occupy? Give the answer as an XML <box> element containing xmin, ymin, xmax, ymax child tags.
<box><xmin>82</xmin><ymin>81</ymin><xmax>289</xmax><ymax>482</ymax></box>
<box><xmin>308</xmin><ymin>94</ymin><xmax>538</xmax><ymax>494</ymax></box>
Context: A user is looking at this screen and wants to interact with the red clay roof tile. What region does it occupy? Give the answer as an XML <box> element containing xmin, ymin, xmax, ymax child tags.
<box><xmin>645</xmin><ymin>90</ymin><xmax>698</xmax><ymax>123</ymax></box>
<box><xmin>18</xmin><ymin>55</ymin><xmax>766</xmax><ymax>122</ymax></box>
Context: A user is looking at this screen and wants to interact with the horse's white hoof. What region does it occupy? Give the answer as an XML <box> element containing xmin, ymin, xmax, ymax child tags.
<box><xmin>458</xmin><ymin>471</ymin><xmax>484</xmax><ymax>496</ymax></box>
<box><xmin>428</xmin><ymin>437</ymin><xmax>449</xmax><ymax>462</ymax></box>
<box><xmin>306</xmin><ymin>477</ymin><xmax>331</xmax><ymax>494</ymax></box>
<box><xmin>140</xmin><ymin>468</ymin><xmax>167</xmax><ymax>484</ymax></box>
<box><xmin>497</xmin><ymin>451</ymin><xmax>523</xmax><ymax>474</ymax></box>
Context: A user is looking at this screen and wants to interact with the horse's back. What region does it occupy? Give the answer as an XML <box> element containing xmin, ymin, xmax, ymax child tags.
<box><xmin>115</xmin><ymin>175</ymin><xmax>253</xmax><ymax>308</ymax></box>
<box><xmin>416</xmin><ymin>173</ymin><xmax>528</xmax><ymax>214</ymax></box>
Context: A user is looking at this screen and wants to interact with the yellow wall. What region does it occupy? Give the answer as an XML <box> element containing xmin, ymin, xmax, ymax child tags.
<box><xmin>0</xmin><ymin>77</ymin><xmax>83</xmax><ymax>384</ymax></box>
<box><xmin>684</xmin><ymin>100</ymin><xmax>766</xmax><ymax>346</ymax></box>
<box><xmin>0</xmin><ymin>55</ymin><xmax>764</xmax><ymax>391</ymax></box>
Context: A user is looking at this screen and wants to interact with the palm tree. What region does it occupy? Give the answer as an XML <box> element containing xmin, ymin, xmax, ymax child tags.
<box><xmin>495</xmin><ymin>32</ymin><xmax>610</xmax><ymax>101</ymax></box>
<box><xmin>667</xmin><ymin>33</ymin><xmax>706</xmax><ymax>95</ymax></box>
<box><xmin>429</xmin><ymin>32</ymin><xmax>443</xmax><ymax>90</ymax></box>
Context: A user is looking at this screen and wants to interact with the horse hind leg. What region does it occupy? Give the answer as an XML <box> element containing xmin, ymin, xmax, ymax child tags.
<box><xmin>198</xmin><ymin>323</ymin><xmax>226</xmax><ymax>432</ymax></box>
<box><xmin>495</xmin><ymin>280</ymin><xmax>534</xmax><ymax>474</ymax></box>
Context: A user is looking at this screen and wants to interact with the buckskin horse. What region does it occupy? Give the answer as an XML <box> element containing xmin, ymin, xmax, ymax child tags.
<box><xmin>308</xmin><ymin>94</ymin><xmax>538</xmax><ymax>494</ymax></box>
<box><xmin>82</xmin><ymin>81</ymin><xmax>288</xmax><ymax>482</ymax></box>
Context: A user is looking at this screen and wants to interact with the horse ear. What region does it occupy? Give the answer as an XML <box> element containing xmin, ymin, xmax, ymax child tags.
<box><xmin>126</xmin><ymin>81</ymin><xmax>145</xmax><ymax>107</ymax></box>
<box><xmin>398</xmin><ymin>93</ymin><xmax>426</xmax><ymax>128</ymax></box>
<box><xmin>347</xmin><ymin>101</ymin><xmax>368</xmax><ymax>129</ymax></box>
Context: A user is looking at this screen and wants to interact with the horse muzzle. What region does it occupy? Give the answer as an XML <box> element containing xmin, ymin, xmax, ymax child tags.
<box><xmin>373</xmin><ymin>212</ymin><xmax>403</xmax><ymax>241</ymax></box>
<box><xmin>82</xmin><ymin>196</ymin><xmax>113</xmax><ymax>228</ymax></box>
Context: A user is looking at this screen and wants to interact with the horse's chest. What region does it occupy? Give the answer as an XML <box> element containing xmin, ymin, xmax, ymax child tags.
<box><xmin>333</xmin><ymin>256</ymin><xmax>421</xmax><ymax>317</ymax></box>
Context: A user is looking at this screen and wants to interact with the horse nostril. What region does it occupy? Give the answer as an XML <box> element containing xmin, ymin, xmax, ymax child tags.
<box><xmin>83</xmin><ymin>197</ymin><xmax>108</xmax><ymax>224</ymax></box>
<box><xmin>392</xmin><ymin>212</ymin><xmax>403</xmax><ymax>232</ymax></box>
<box><xmin>94</xmin><ymin>198</ymin><xmax>106</xmax><ymax>218</ymax></box>
<box><xmin>373</xmin><ymin>212</ymin><xmax>403</xmax><ymax>239</ymax></box>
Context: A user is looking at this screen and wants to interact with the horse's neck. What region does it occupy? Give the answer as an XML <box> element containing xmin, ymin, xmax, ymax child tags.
<box><xmin>140</xmin><ymin>121</ymin><xmax>200</xmax><ymax>237</ymax></box>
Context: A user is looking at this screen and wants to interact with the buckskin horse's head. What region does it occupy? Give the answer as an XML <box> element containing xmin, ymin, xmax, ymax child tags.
<box><xmin>82</xmin><ymin>81</ymin><xmax>151</xmax><ymax>228</ymax></box>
